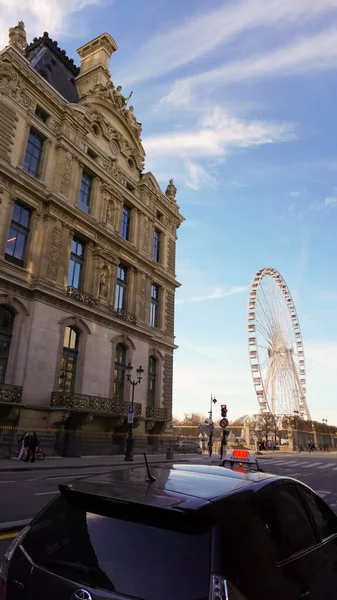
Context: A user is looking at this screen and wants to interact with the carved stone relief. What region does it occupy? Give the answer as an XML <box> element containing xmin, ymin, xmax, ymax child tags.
<box><xmin>60</xmin><ymin>151</ymin><xmax>73</xmax><ymax>197</ymax></box>
<box><xmin>47</xmin><ymin>222</ymin><xmax>63</xmax><ymax>280</ymax></box>
<box><xmin>142</xmin><ymin>216</ymin><xmax>149</xmax><ymax>254</ymax></box>
<box><xmin>139</xmin><ymin>272</ymin><xmax>147</xmax><ymax>321</ymax></box>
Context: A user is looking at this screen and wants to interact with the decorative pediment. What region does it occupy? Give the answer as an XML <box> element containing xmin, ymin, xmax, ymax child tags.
<box><xmin>76</xmin><ymin>99</ymin><xmax>145</xmax><ymax>171</ymax></box>
<box><xmin>141</xmin><ymin>172</ymin><xmax>164</xmax><ymax>196</ymax></box>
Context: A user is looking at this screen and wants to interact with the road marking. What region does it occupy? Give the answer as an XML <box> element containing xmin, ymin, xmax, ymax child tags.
<box><xmin>317</xmin><ymin>463</ymin><xmax>335</xmax><ymax>470</ymax></box>
<box><xmin>302</xmin><ymin>462</ymin><xmax>322</xmax><ymax>468</ymax></box>
<box><xmin>0</xmin><ymin>480</ymin><xmax>15</xmax><ymax>484</ymax></box>
<box><xmin>34</xmin><ymin>491</ymin><xmax>58</xmax><ymax>496</ymax></box>
<box><xmin>316</xmin><ymin>491</ymin><xmax>331</xmax><ymax>498</ymax></box>
<box><xmin>0</xmin><ymin>532</ymin><xmax>18</xmax><ymax>541</ymax></box>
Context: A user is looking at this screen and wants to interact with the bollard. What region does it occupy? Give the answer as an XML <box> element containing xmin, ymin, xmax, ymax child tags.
<box><xmin>166</xmin><ymin>447</ymin><xmax>173</xmax><ymax>460</ymax></box>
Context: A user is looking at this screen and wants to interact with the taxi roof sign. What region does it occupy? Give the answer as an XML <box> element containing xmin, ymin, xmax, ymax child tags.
<box><xmin>232</xmin><ymin>449</ymin><xmax>250</xmax><ymax>460</ymax></box>
<box><xmin>221</xmin><ymin>449</ymin><xmax>264</xmax><ymax>472</ymax></box>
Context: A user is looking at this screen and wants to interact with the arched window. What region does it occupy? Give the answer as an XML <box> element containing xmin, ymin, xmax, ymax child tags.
<box><xmin>0</xmin><ymin>306</ymin><xmax>15</xmax><ymax>384</ymax></box>
<box><xmin>114</xmin><ymin>343</ymin><xmax>126</xmax><ymax>402</ymax></box>
<box><xmin>148</xmin><ymin>356</ymin><xmax>157</xmax><ymax>407</ymax></box>
<box><xmin>58</xmin><ymin>326</ymin><xmax>79</xmax><ymax>393</ymax></box>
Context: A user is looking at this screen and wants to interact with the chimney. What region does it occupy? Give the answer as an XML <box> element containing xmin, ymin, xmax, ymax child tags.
<box><xmin>76</xmin><ymin>32</ymin><xmax>118</xmax><ymax>97</ymax></box>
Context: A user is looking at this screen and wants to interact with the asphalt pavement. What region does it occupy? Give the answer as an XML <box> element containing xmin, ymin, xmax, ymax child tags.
<box><xmin>1</xmin><ymin>452</ymin><xmax>337</xmax><ymax>562</ymax></box>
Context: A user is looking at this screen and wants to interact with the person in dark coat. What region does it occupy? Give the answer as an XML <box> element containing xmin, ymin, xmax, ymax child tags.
<box><xmin>25</xmin><ymin>432</ymin><xmax>39</xmax><ymax>463</ymax></box>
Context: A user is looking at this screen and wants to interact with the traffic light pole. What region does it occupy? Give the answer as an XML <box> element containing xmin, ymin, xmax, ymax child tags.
<box><xmin>209</xmin><ymin>395</ymin><xmax>217</xmax><ymax>457</ymax></box>
<box><xmin>220</xmin><ymin>404</ymin><xmax>229</xmax><ymax>459</ymax></box>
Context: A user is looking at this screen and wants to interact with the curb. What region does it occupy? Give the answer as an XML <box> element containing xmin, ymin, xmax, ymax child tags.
<box><xmin>0</xmin><ymin>519</ymin><xmax>31</xmax><ymax>534</ymax></box>
<box><xmin>0</xmin><ymin>455</ymin><xmax>204</xmax><ymax>473</ymax></box>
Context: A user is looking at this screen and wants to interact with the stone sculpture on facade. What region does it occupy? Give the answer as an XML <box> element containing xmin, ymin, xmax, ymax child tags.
<box><xmin>165</xmin><ymin>179</ymin><xmax>177</xmax><ymax>202</ymax></box>
<box><xmin>8</xmin><ymin>21</ymin><xmax>27</xmax><ymax>53</ymax></box>
<box><xmin>99</xmin><ymin>267</ymin><xmax>108</xmax><ymax>298</ymax></box>
<box><xmin>124</xmin><ymin>105</ymin><xmax>142</xmax><ymax>136</ymax></box>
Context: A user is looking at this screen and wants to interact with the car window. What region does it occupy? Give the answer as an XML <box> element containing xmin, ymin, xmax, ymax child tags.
<box><xmin>299</xmin><ymin>487</ymin><xmax>337</xmax><ymax>541</ymax></box>
<box><xmin>258</xmin><ymin>485</ymin><xmax>316</xmax><ymax>561</ymax></box>
<box><xmin>24</xmin><ymin>493</ymin><xmax>212</xmax><ymax>600</ymax></box>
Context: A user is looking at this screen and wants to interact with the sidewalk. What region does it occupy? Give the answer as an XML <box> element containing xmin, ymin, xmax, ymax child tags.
<box><xmin>0</xmin><ymin>452</ymin><xmax>207</xmax><ymax>472</ymax></box>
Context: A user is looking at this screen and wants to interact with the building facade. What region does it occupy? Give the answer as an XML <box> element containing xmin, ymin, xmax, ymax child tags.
<box><xmin>0</xmin><ymin>22</ymin><xmax>184</xmax><ymax>446</ymax></box>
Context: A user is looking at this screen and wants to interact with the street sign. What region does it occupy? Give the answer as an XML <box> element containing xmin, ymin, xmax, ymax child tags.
<box><xmin>127</xmin><ymin>405</ymin><xmax>134</xmax><ymax>424</ymax></box>
<box><xmin>199</xmin><ymin>424</ymin><xmax>214</xmax><ymax>431</ymax></box>
<box><xmin>220</xmin><ymin>418</ymin><xmax>229</xmax><ymax>428</ymax></box>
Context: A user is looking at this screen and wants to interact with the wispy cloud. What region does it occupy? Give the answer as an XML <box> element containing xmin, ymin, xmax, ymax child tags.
<box><xmin>176</xmin><ymin>285</ymin><xmax>248</xmax><ymax>305</ymax></box>
<box><xmin>310</xmin><ymin>195</ymin><xmax>337</xmax><ymax>210</ymax></box>
<box><xmin>184</xmin><ymin>161</ymin><xmax>217</xmax><ymax>190</ymax></box>
<box><xmin>166</xmin><ymin>27</ymin><xmax>337</xmax><ymax>103</ymax></box>
<box><xmin>143</xmin><ymin>106</ymin><xmax>295</xmax><ymax>160</ymax></box>
<box><xmin>0</xmin><ymin>0</ymin><xmax>102</xmax><ymax>47</ymax></box>
<box><xmin>289</xmin><ymin>189</ymin><xmax>306</xmax><ymax>197</ymax></box>
<box><xmin>118</xmin><ymin>0</ymin><xmax>337</xmax><ymax>87</ymax></box>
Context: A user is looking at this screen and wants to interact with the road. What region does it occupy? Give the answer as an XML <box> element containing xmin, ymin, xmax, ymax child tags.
<box><xmin>1</xmin><ymin>453</ymin><xmax>337</xmax><ymax>561</ymax></box>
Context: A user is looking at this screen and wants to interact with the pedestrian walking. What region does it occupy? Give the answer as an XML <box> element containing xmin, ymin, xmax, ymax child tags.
<box><xmin>17</xmin><ymin>431</ymin><xmax>28</xmax><ymax>461</ymax></box>
<box><xmin>25</xmin><ymin>432</ymin><xmax>39</xmax><ymax>463</ymax></box>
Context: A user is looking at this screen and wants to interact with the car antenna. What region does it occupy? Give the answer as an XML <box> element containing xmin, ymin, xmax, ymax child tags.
<box><xmin>144</xmin><ymin>453</ymin><xmax>156</xmax><ymax>483</ymax></box>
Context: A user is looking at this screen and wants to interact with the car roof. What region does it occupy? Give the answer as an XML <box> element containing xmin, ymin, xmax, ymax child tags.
<box><xmin>65</xmin><ymin>463</ymin><xmax>276</xmax><ymax>513</ymax></box>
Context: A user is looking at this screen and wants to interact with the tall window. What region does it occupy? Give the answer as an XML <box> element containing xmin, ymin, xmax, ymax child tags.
<box><xmin>5</xmin><ymin>201</ymin><xmax>31</xmax><ymax>267</ymax></box>
<box><xmin>114</xmin><ymin>266</ymin><xmax>127</xmax><ymax>310</ymax></box>
<box><xmin>23</xmin><ymin>129</ymin><xmax>44</xmax><ymax>177</ymax></box>
<box><xmin>153</xmin><ymin>230</ymin><xmax>161</xmax><ymax>262</ymax></box>
<box><xmin>58</xmin><ymin>326</ymin><xmax>79</xmax><ymax>393</ymax></box>
<box><xmin>148</xmin><ymin>356</ymin><xmax>157</xmax><ymax>407</ymax></box>
<box><xmin>150</xmin><ymin>284</ymin><xmax>159</xmax><ymax>327</ymax></box>
<box><xmin>113</xmin><ymin>343</ymin><xmax>126</xmax><ymax>401</ymax></box>
<box><xmin>68</xmin><ymin>238</ymin><xmax>84</xmax><ymax>289</ymax></box>
<box><xmin>0</xmin><ymin>306</ymin><xmax>15</xmax><ymax>384</ymax></box>
<box><xmin>121</xmin><ymin>205</ymin><xmax>131</xmax><ymax>240</ymax></box>
<box><xmin>78</xmin><ymin>171</ymin><xmax>93</xmax><ymax>213</ymax></box>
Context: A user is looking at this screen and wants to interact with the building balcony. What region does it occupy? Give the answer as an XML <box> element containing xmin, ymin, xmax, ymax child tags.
<box><xmin>146</xmin><ymin>406</ymin><xmax>168</xmax><ymax>421</ymax></box>
<box><xmin>66</xmin><ymin>286</ymin><xmax>94</xmax><ymax>307</ymax></box>
<box><xmin>0</xmin><ymin>384</ymin><xmax>23</xmax><ymax>405</ymax></box>
<box><xmin>51</xmin><ymin>392</ymin><xmax>142</xmax><ymax>417</ymax></box>
<box><xmin>112</xmin><ymin>308</ymin><xmax>137</xmax><ymax>325</ymax></box>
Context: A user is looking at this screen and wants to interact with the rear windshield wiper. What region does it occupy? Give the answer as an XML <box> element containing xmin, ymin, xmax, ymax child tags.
<box><xmin>44</xmin><ymin>559</ymin><xmax>115</xmax><ymax>591</ymax></box>
<box><xmin>44</xmin><ymin>559</ymin><xmax>98</xmax><ymax>575</ymax></box>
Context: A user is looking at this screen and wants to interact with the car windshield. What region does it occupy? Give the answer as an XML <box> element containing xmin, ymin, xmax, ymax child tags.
<box><xmin>23</xmin><ymin>492</ymin><xmax>212</xmax><ymax>600</ymax></box>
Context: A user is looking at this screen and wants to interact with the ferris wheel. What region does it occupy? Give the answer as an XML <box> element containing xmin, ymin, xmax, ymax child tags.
<box><xmin>248</xmin><ymin>267</ymin><xmax>311</xmax><ymax>420</ymax></box>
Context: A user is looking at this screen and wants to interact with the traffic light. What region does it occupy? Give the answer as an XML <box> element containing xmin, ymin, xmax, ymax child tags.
<box><xmin>221</xmin><ymin>404</ymin><xmax>227</xmax><ymax>418</ymax></box>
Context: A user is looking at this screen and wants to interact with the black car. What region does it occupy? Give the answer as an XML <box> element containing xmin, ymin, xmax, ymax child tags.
<box><xmin>1</xmin><ymin>463</ymin><xmax>337</xmax><ymax>600</ymax></box>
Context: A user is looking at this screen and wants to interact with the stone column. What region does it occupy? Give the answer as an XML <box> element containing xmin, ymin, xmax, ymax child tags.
<box><xmin>127</xmin><ymin>266</ymin><xmax>136</xmax><ymax>314</ymax></box>
<box><xmin>131</xmin><ymin>207</ymin><xmax>139</xmax><ymax>247</ymax></box>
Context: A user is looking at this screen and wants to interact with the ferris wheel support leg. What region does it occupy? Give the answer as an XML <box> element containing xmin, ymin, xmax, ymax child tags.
<box><xmin>290</xmin><ymin>354</ymin><xmax>311</xmax><ymax>420</ymax></box>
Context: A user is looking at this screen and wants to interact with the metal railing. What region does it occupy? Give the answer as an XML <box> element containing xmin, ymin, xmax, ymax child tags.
<box><xmin>51</xmin><ymin>391</ymin><xmax>142</xmax><ymax>416</ymax></box>
<box><xmin>112</xmin><ymin>308</ymin><xmax>137</xmax><ymax>325</ymax></box>
<box><xmin>66</xmin><ymin>286</ymin><xmax>94</xmax><ymax>307</ymax></box>
<box><xmin>146</xmin><ymin>406</ymin><xmax>168</xmax><ymax>421</ymax></box>
<box><xmin>0</xmin><ymin>383</ymin><xmax>23</xmax><ymax>404</ymax></box>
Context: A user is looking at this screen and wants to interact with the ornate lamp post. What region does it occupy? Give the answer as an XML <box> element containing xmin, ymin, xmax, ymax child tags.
<box><xmin>208</xmin><ymin>394</ymin><xmax>217</xmax><ymax>456</ymax></box>
<box><xmin>124</xmin><ymin>362</ymin><xmax>144</xmax><ymax>462</ymax></box>
<box><xmin>323</xmin><ymin>418</ymin><xmax>328</xmax><ymax>450</ymax></box>
<box><xmin>293</xmin><ymin>409</ymin><xmax>300</xmax><ymax>452</ymax></box>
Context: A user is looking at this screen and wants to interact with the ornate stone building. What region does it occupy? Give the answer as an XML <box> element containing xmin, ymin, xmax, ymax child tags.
<box><xmin>0</xmin><ymin>22</ymin><xmax>184</xmax><ymax>444</ymax></box>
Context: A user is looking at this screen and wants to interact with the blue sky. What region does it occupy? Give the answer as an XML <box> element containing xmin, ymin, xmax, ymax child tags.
<box><xmin>3</xmin><ymin>0</ymin><xmax>337</xmax><ymax>424</ymax></box>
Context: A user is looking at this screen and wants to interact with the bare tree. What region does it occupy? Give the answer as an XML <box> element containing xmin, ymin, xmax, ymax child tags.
<box><xmin>172</xmin><ymin>413</ymin><xmax>207</xmax><ymax>426</ymax></box>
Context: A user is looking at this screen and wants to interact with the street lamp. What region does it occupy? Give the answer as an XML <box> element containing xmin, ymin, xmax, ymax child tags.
<box><xmin>208</xmin><ymin>394</ymin><xmax>217</xmax><ymax>456</ymax></box>
<box><xmin>293</xmin><ymin>409</ymin><xmax>299</xmax><ymax>452</ymax></box>
<box><xmin>124</xmin><ymin>363</ymin><xmax>144</xmax><ymax>462</ymax></box>
<box><xmin>323</xmin><ymin>418</ymin><xmax>328</xmax><ymax>451</ymax></box>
